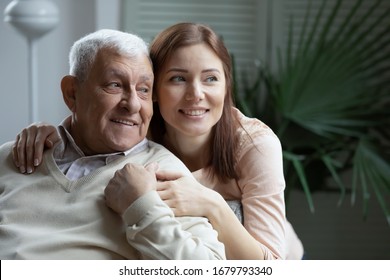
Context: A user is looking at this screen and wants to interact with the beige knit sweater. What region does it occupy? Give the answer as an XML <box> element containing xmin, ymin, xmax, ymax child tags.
<box><xmin>0</xmin><ymin>141</ymin><xmax>225</xmax><ymax>260</ymax></box>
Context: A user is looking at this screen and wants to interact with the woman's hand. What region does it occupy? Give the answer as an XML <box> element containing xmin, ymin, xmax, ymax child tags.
<box><xmin>105</xmin><ymin>163</ymin><xmax>158</xmax><ymax>215</ymax></box>
<box><xmin>12</xmin><ymin>123</ymin><xmax>60</xmax><ymax>174</ymax></box>
<box><xmin>157</xmin><ymin>170</ymin><xmax>267</xmax><ymax>259</ymax></box>
<box><xmin>156</xmin><ymin>170</ymin><xmax>221</xmax><ymax>218</ymax></box>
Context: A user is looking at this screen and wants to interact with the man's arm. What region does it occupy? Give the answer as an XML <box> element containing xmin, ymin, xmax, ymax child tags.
<box><xmin>105</xmin><ymin>162</ymin><xmax>225</xmax><ymax>260</ymax></box>
<box><xmin>123</xmin><ymin>191</ymin><xmax>225</xmax><ymax>260</ymax></box>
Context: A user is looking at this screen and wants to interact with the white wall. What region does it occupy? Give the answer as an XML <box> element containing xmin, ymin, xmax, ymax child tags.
<box><xmin>0</xmin><ymin>0</ymin><xmax>120</xmax><ymax>144</ymax></box>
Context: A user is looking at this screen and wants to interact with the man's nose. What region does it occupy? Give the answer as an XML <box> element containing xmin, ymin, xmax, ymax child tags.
<box><xmin>120</xmin><ymin>88</ymin><xmax>141</xmax><ymax>113</ymax></box>
<box><xmin>185</xmin><ymin>82</ymin><xmax>205</xmax><ymax>102</ymax></box>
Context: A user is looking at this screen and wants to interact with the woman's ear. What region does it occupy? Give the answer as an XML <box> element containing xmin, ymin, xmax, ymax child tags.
<box><xmin>61</xmin><ymin>75</ymin><xmax>78</xmax><ymax>112</ymax></box>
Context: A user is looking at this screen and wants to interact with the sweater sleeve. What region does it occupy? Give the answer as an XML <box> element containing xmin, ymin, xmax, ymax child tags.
<box><xmin>237</xmin><ymin>130</ymin><xmax>286</xmax><ymax>260</ymax></box>
<box><xmin>122</xmin><ymin>191</ymin><xmax>225</xmax><ymax>260</ymax></box>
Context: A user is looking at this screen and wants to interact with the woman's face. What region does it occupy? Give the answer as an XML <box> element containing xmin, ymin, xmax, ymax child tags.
<box><xmin>156</xmin><ymin>43</ymin><xmax>226</xmax><ymax>138</ymax></box>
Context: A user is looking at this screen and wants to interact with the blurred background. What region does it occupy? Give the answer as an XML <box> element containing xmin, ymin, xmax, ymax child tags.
<box><xmin>0</xmin><ymin>0</ymin><xmax>389</xmax><ymax>259</ymax></box>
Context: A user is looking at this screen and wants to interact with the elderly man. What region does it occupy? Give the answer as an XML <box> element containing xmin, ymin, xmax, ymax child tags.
<box><xmin>0</xmin><ymin>29</ymin><xmax>225</xmax><ymax>260</ymax></box>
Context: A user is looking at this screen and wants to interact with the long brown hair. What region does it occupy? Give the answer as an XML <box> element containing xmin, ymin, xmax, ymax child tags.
<box><xmin>149</xmin><ymin>22</ymin><xmax>239</xmax><ymax>182</ymax></box>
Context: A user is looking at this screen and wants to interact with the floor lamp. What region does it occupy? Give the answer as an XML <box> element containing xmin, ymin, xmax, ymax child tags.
<box><xmin>4</xmin><ymin>0</ymin><xmax>59</xmax><ymax>123</ymax></box>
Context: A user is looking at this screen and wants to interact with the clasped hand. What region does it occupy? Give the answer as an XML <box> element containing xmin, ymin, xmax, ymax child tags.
<box><xmin>156</xmin><ymin>170</ymin><xmax>215</xmax><ymax>218</ymax></box>
<box><xmin>105</xmin><ymin>164</ymin><xmax>215</xmax><ymax>219</ymax></box>
<box><xmin>104</xmin><ymin>162</ymin><xmax>158</xmax><ymax>215</ymax></box>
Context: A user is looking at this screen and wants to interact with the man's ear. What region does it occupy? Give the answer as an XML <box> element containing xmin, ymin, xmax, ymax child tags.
<box><xmin>61</xmin><ymin>75</ymin><xmax>78</xmax><ymax>112</ymax></box>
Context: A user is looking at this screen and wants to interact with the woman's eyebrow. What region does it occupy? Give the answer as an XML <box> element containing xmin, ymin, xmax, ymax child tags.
<box><xmin>166</xmin><ymin>68</ymin><xmax>221</xmax><ymax>73</ymax></box>
<box><xmin>202</xmin><ymin>68</ymin><xmax>221</xmax><ymax>73</ymax></box>
<box><xmin>166</xmin><ymin>68</ymin><xmax>188</xmax><ymax>73</ymax></box>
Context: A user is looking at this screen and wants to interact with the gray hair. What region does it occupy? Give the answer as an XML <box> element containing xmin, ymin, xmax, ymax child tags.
<box><xmin>69</xmin><ymin>29</ymin><xmax>149</xmax><ymax>82</ymax></box>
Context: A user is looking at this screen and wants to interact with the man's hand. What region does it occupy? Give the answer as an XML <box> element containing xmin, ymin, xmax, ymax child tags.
<box><xmin>105</xmin><ymin>162</ymin><xmax>158</xmax><ymax>215</ymax></box>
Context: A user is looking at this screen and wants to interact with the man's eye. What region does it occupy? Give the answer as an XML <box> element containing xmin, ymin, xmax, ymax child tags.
<box><xmin>103</xmin><ymin>82</ymin><xmax>123</xmax><ymax>94</ymax></box>
<box><xmin>138</xmin><ymin>87</ymin><xmax>149</xmax><ymax>93</ymax></box>
<box><xmin>137</xmin><ymin>87</ymin><xmax>151</xmax><ymax>100</ymax></box>
<box><xmin>108</xmin><ymin>82</ymin><xmax>121</xmax><ymax>88</ymax></box>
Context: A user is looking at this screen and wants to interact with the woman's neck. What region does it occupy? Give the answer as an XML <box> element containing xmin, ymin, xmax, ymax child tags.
<box><xmin>163</xmin><ymin>130</ymin><xmax>212</xmax><ymax>172</ymax></box>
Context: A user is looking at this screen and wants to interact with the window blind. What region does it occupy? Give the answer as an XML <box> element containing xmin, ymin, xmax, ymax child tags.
<box><xmin>121</xmin><ymin>0</ymin><xmax>259</xmax><ymax>88</ymax></box>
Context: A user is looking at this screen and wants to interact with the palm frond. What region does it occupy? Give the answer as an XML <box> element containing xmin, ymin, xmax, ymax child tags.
<box><xmin>353</xmin><ymin>139</ymin><xmax>390</xmax><ymax>224</ymax></box>
<box><xmin>283</xmin><ymin>151</ymin><xmax>315</xmax><ymax>213</ymax></box>
<box><xmin>234</xmin><ymin>0</ymin><xmax>390</xmax><ymax>224</ymax></box>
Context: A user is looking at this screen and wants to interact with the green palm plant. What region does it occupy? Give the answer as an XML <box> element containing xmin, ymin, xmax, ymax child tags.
<box><xmin>234</xmin><ymin>0</ymin><xmax>390</xmax><ymax>224</ymax></box>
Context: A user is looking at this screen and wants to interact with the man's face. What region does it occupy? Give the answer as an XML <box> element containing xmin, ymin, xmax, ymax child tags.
<box><xmin>67</xmin><ymin>49</ymin><xmax>154</xmax><ymax>155</ymax></box>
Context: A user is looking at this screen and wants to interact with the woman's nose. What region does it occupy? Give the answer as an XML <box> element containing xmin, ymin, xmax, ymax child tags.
<box><xmin>185</xmin><ymin>82</ymin><xmax>205</xmax><ymax>101</ymax></box>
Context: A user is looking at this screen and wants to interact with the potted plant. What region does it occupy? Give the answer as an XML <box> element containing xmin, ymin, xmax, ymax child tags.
<box><xmin>234</xmin><ymin>0</ymin><xmax>390</xmax><ymax>224</ymax></box>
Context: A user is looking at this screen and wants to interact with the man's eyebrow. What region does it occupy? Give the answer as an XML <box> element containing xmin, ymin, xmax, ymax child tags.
<box><xmin>139</xmin><ymin>74</ymin><xmax>153</xmax><ymax>83</ymax></box>
<box><xmin>106</xmin><ymin>68</ymin><xmax>126</xmax><ymax>77</ymax></box>
<box><xmin>105</xmin><ymin>69</ymin><xmax>153</xmax><ymax>81</ymax></box>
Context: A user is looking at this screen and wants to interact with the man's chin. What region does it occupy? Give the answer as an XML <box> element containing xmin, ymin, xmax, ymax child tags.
<box><xmin>110</xmin><ymin>140</ymin><xmax>144</xmax><ymax>152</ymax></box>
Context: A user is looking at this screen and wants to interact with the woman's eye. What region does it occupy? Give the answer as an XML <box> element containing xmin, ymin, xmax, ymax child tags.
<box><xmin>170</xmin><ymin>76</ymin><xmax>185</xmax><ymax>82</ymax></box>
<box><xmin>205</xmin><ymin>76</ymin><xmax>218</xmax><ymax>82</ymax></box>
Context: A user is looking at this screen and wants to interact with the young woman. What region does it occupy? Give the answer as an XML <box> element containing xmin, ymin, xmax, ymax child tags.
<box><xmin>12</xmin><ymin>23</ymin><xmax>303</xmax><ymax>260</ymax></box>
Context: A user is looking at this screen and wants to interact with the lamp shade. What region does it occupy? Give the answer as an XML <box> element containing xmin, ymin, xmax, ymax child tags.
<box><xmin>4</xmin><ymin>0</ymin><xmax>59</xmax><ymax>40</ymax></box>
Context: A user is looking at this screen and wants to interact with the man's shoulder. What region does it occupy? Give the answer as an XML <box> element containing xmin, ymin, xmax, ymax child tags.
<box><xmin>0</xmin><ymin>141</ymin><xmax>18</xmax><ymax>175</ymax></box>
<box><xmin>134</xmin><ymin>140</ymin><xmax>192</xmax><ymax>176</ymax></box>
<box><xmin>0</xmin><ymin>141</ymin><xmax>14</xmax><ymax>149</ymax></box>
<box><xmin>0</xmin><ymin>141</ymin><xmax>14</xmax><ymax>157</ymax></box>
<box><xmin>147</xmin><ymin>140</ymin><xmax>169</xmax><ymax>151</ymax></box>
<box><xmin>145</xmin><ymin>139</ymin><xmax>180</xmax><ymax>161</ymax></box>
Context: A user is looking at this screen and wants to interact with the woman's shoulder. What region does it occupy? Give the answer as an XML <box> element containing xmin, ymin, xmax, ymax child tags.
<box><xmin>232</xmin><ymin>107</ymin><xmax>279</xmax><ymax>149</ymax></box>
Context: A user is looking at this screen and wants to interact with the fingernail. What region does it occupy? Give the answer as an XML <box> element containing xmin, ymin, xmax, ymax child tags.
<box><xmin>34</xmin><ymin>159</ymin><xmax>39</xmax><ymax>166</ymax></box>
<box><xmin>27</xmin><ymin>167</ymin><xmax>33</xmax><ymax>174</ymax></box>
<box><xmin>20</xmin><ymin>166</ymin><xmax>26</xmax><ymax>173</ymax></box>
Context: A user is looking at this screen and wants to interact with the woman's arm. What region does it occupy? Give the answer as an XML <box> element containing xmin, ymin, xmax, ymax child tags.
<box><xmin>12</xmin><ymin>123</ymin><xmax>60</xmax><ymax>173</ymax></box>
<box><xmin>156</xmin><ymin>171</ymin><xmax>269</xmax><ymax>260</ymax></box>
<box><xmin>236</xmin><ymin>131</ymin><xmax>287</xmax><ymax>260</ymax></box>
<box><xmin>156</xmin><ymin>128</ymin><xmax>287</xmax><ymax>260</ymax></box>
